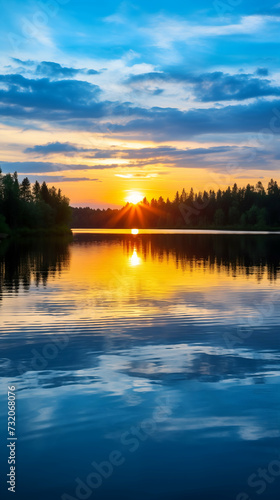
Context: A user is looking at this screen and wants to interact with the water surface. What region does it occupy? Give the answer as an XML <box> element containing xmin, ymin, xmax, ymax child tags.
<box><xmin>0</xmin><ymin>231</ymin><xmax>280</xmax><ymax>500</ymax></box>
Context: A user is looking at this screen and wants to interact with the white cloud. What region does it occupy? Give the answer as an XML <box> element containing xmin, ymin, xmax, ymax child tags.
<box><xmin>141</xmin><ymin>15</ymin><xmax>280</xmax><ymax>49</ymax></box>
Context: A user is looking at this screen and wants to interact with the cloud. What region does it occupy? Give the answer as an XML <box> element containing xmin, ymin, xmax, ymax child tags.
<box><xmin>0</xmin><ymin>73</ymin><xmax>148</xmax><ymax>124</ymax></box>
<box><xmin>115</xmin><ymin>172</ymin><xmax>165</xmax><ymax>179</ymax></box>
<box><xmin>127</xmin><ymin>70</ymin><xmax>280</xmax><ymax>101</ymax></box>
<box><xmin>126</xmin><ymin>13</ymin><xmax>280</xmax><ymax>51</ymax></box>
<box><xmin>35</xmin><ymin>61</ymin><xmax>81</xmax><ymax>78</ymax></box>
<box><xmin>0</xmin><ymin>70</ymin><xmax>280</xmax><ymax>142</ymax></box>
<box><xmin>0</xmin><ymin>161</ymin><xmax>119</xmax><ymax>174</ymax></box>
<box><xmin>11</xmin><ymin>59</ymin><xmax>100</xmax><ymax>79</ymax></box>
<box><xmin>23</xmin><ymin>142</ymin><xmax>251</xmax><ymax>160</ymax></box>
<box><xmin>0</xmin><ymin>74</ymin><xmax>106</xmax><ymax>120</ymax></box>
<box><xmin>24</xmin><ymin>142</ymin><xmax>86</xmax><ymax>155</ymax></box>
<box><xmin>104</xmin><ymin>99</ymin><xmax>280</xmax><ymax>140</ymax></box>
<box><xmin>87</xmin><ymin>69</ymin><xmax>100</xmax><ymax>75</ymax></box>
<box><xmin>20</xmin><ymin>142</ymin><xmax>278</xmax><ymax>172</ymax></box>
<box><xmin>19</xmin><ymin>176</ymin><xmax>100</xmax><ymax>183</ymax></box>
<box><xmin>35</xmin><ymin>62</ymin><xmax>100</xmax><ymax>78</ymax></box>
<box><xmin>255</xmin><ymin>68</ymin><xmax>269</xmax><ymax>76</ymax></box>
<box><xmin>11</xmin><ymin>58</ymin><xmax>34</xmax><ymax>67</ymax></box>
<box><xmin>91</xmin><ymin>145</ymin><xmax>240</xmax><ymax>160</ymax></box>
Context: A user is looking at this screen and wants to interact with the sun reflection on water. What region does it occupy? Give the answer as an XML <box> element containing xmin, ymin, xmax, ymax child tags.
<box><xmin>129</xmin><ymin>247</ymin><xmax>141</xmax><ymax>266</ymax></box>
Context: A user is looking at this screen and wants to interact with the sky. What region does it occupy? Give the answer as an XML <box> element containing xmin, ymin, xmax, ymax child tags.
<box><xmin>0</xmin><ymin>0</ymin><xmax>280</xmax><ymax>208</ymax></box>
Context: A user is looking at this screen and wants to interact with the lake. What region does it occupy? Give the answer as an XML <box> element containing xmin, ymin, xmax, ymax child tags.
<box><xmin>0</xmin><ymin>230</ymin><xmax>280</xmax><ymax>500</ymax></box>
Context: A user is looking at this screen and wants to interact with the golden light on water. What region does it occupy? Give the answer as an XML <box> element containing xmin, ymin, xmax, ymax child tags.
<box><xmin>17</xmin><ymin>238</ymin><xmax>277</xmax><ymax>329</ymax></box>
<box><xmin>129</xmin><ymin>248</ymin><xmax>141</xmax><ymax>266</ymax></box>
<box><xmin>131</xmin><ymin>229</ymin><xmax>139</xmax><ymax>235</ymax></box>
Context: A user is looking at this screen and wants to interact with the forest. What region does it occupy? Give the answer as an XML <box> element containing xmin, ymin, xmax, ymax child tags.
<box><xmin>72</xmin><ymin>180</ymin><xmax>280</xmax><ymax>230</ymax></box>
<box><xmin>0</xmin><ymin>170</ymin><xmax>71</xmax><ymax>235</ymax></box>
<box><xmin>1</xmin><ymin>174</ymin><xmax>280</xmax><ymax>233</ymax></box>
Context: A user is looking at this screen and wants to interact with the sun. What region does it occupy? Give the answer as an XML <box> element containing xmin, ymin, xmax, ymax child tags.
<box><xmin>125</xmin><ymin>191</ymin><xmax>144</xmax><ymax>205</ymax></box>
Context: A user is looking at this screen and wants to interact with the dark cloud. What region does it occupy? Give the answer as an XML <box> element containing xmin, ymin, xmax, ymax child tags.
<box><xmin>87</xmin><ymin>69</ymin><xmax>100</xmax><ymax>75</ymax></box>
<box><xmin>11</xmin><ymin>58</ymin><xmax>34</xmax><ymax>67</ymax></box>
<box><xmin>35</xmin><ymin>62</ymin><xmax>100</xmax><ymax>78</ymax></box>
<box><xmin>0</xmin><ymin>74</ymin><xmax>104</xmax><ymax>119</ymax></box>
<box><xmin>0</xmin><ymin>161</ymin><xmax>119</xmax><ymax>174</ymax></box>
<box><xmin>20</xmin><ymin>142</ymin><xmax>277</xmax><ymax>171</ymax></box>
<box><xmin>105</xmin><ymin>99</ymin><xmax>280</xmax><ymax>140</ymax></box>
<box><xmin>25</xmin><ymin>142</ymin><xmax>86</xmax><ymax>155</ymax></box>
<box><xmin>11</xmin><ymin>59</ymin><xmax>100</xmax><ymax>79</ymax></box>
<box><xmin>127</xmin><ymin>70</ymin><xmax>280</xmax><ymax>102</ymax></box>
<box><xmin>238</xmin><ymin>175</ymin><xmax>264</xmax><ymax>179</ymax></box>
<box><xmin>23</xmin><ymin>142</ymin><xmax>244</xmax><ymax>160</ymax></box>
<box><xmin>153</xmin><ymin>88</ymin><xmax>164</xmax><ymax>95</ymax></box>
<box><xmin>36</xmin><ymin>61</ymin><xmax>81</xmax><ymax>78</ymax></box>
<box><xmin>19</xmin><ymin>176</ymin><xmax>100</xmax><ymax>183</ymax></box>
<box><xmin>0</xmin><ymin>74</ymin><xmax>147</xmax><ymax>123</ymax></box>
<box><xmin>91</xmin><ymin>145</ymin><xmax>237</xmax><ymax>160</ymax></box>
<box><xmin>0</xmin><ymin>73</ymin><xmax>280</xmax><ymax>142</ymax></box>
<box><xmin>255</xmin><ymin>68</ymin><xmax>269</xmax><ymax>77</ymax></box>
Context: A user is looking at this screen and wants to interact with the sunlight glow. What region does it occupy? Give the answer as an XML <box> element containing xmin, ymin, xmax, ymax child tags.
<box><xmin>129</xmin><ymin>248</ymin><xmax>141</xmax><ymax>266</ymax></box>
<box><xmin>131</xmin><ymin>229</ymin><xmax>139</xmax><ymax>235</ymax></box>
<box><xmin>125</xmin><ymin>191</ymin><xmax>144</xmax><ymax>204</ymax></box>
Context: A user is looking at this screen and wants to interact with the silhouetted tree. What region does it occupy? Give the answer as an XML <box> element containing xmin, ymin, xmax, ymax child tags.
<box><xmin>0</xmin><ymin>172</ymin><xmax>71</xmax><ymax>232</ymax></box>
<box><xmin>71</xmin><ymin>180</ymin><xmax>280</xmax><ymax>230</ymax></box>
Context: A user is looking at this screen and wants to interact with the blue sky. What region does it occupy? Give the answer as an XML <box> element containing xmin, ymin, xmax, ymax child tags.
<box><xmin>0</xmin><ymin>0</ymin><xmax>280</xmax><ymax>206</ymax></box>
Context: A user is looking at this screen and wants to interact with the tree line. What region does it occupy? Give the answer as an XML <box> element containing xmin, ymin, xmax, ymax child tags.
<box><xmin>1</xmin><ymin>174</ymin><xmax>279</xmax><ymax>232</ymax></box>
<box><xmin>72</xmin><ymin>180</ymin><xmax>280</xmax><ymax>229</ymax></box>
<box><xmin>0</xmin><ymin>171</ymin><xmax>71</xmax><ymax>234</ymax></box>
